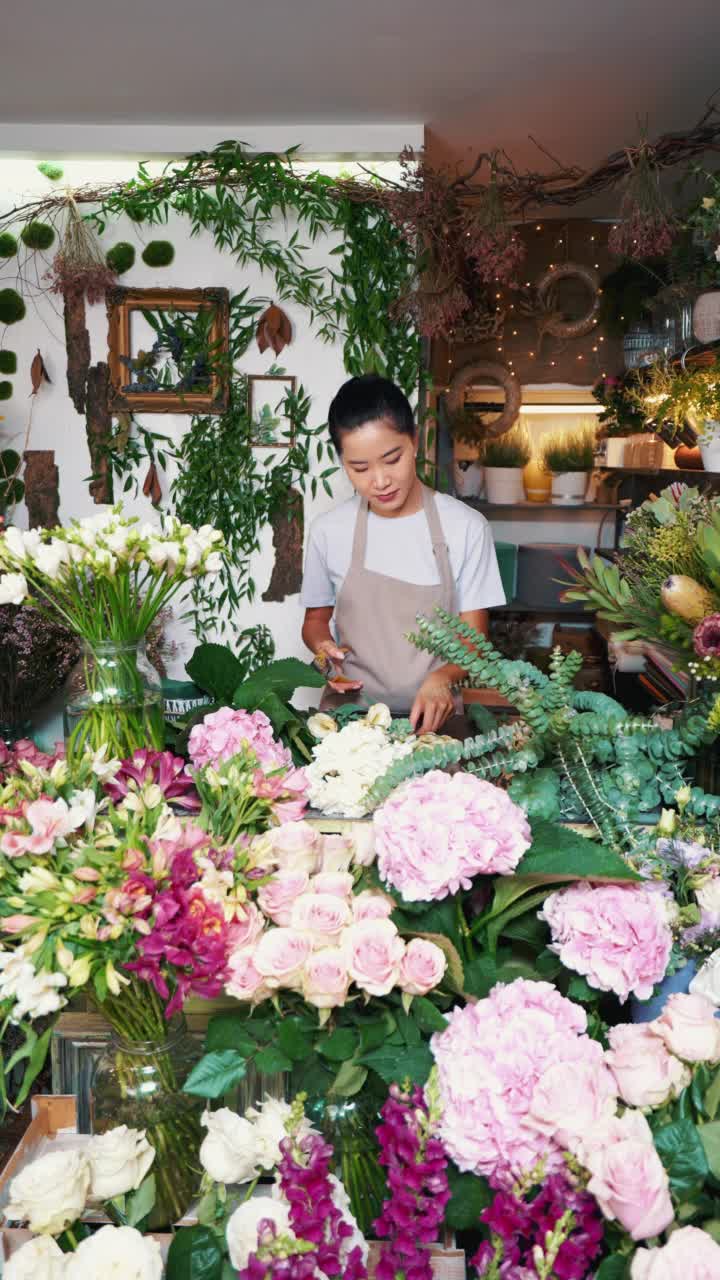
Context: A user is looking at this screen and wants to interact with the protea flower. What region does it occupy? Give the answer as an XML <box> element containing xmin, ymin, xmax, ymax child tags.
<box><xmin>693</xmin><ymin>613</ymin><xmax>720</xmax><ymax>659</ymax></box>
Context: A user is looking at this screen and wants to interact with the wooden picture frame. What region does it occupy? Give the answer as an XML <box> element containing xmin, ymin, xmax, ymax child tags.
<box><xmin>107</xmin><ymin>286</ymin><xmax>230</xmax><ymax>413</ymax></box>
<box><xmin>248</xmin><ymin>373</ymin><xmax>297</xmax><ymax>448</ymax></box>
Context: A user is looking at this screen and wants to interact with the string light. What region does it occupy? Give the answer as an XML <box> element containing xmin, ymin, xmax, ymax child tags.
<box><xmin>535</xmin><ymin>224</ymin><xmax>542</xmax><ymax>231</ymax></box>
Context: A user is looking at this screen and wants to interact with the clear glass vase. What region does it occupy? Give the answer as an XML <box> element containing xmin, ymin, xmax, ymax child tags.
<box><xmin>301</xmin><ymin>1090</ymin><xmax>387</xmax><ymax>1238</ymax></box>
<box><xmin>64</xmin><ymin>638</ymin><xmax>164</xmax><ymax>762</ymax></box>
<box><xmin>91</xmin><ymin>1013</ymin><xmax>204</xmax><ymax>1229</ymax></box>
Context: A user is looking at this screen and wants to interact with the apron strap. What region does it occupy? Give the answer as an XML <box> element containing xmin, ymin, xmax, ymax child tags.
<box><xmin>350</xmin><ymin>497</ymin><xmax>369</xmax><ymax>570</ymax></box>
<box><xmin>422</xmin><ymin>484</ymin><xmax>454</xmax><ymax>597</ymax></box>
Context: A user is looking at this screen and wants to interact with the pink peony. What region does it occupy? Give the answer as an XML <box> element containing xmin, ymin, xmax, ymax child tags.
<box><xmin>579</xmin><ymin>1111</ymin><xmax>674</xmax><ymax>1241</ymax></box>
<box><xmin>302</xmin><ymin>947</ymin><xmax>351</xmax><ymax>1009</ymax></box>
<box><xmin>373</xmin><ymin>770</ymin><xmax>530</xmax><ymax>902</ymax></box>
<box><xmin>539</xmin><ymin>881</ymin><xmax>673</xmax><ymax>1001</ymax></box>
<box><xmin>257</xmin><ymin>869</ymin><xmax>310</xmax><ymax>926</ymax></box>
<box><xmin>189</xmin><ymin>706</ymin><xmax>291</xmax><ymax>773</ymax></box>
<box><xmin>289</xmin><ymin>892</ymin><xmax>351</xmax><ymax>945</ymax></box>
<box><xmin>253</xmin><ymin>927</ymin><xmax>313</xmax><ymax>989</ymax></box>
<box><xmin>605</xmin><ymin>1022</ymin><xmax>690</xmax><ymax>1107</ymax></box>
<box><xmin>398</xmin><ymin>938</ymin><xmax>447</xmax><ymax>996</ymax></box>
<box><xmin>631</xmin><ymin>1225</ymin><xmax>720</xmax><ymax>1278</ymax></box>
<box><xmin>341</xmin><ymin>918</ymin><xmax>406</xmax><ymax>997</ymax></box>
<box><xmin>430</xmin><ymin>978</ymin><xmax>614</xmax><ymax>1188</ymax></box>
<box><xmin>352</xmin><ymin>889</ymin><xmax>395</xmax><ymax>922</ymax></box>
<box><xmin>653</xmin><ymin>992</ymin><xmax>720</xmax><ymax>1063</ymax></box>
<box><xmin>225</xmin><ymin>946</ymin><xmax>271</xmax><ymax>1002</ymax></box>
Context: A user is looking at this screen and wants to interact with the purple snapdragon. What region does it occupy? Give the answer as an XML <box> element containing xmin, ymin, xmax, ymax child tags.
<box><xmin>471</xmin><ymin>1171</ymin><xmax>604</xmax><ymax>1280</ymax></box>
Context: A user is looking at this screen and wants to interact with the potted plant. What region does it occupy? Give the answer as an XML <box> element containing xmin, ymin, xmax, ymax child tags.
<box><xmin>649</xmin><ymin>358</ymin><xmax>720</xmax><ymax>471</ymax></box>
<box><xmin>540</xmin><ymin>425</ymin><xmax>597</xmax><ymax>505</ymax></box>
<box><xmin>448</xmin><ymin>407</ymin><xmax>485</xmax><ymax>498</ymax></box>
<box><xmin>481</xmin><ymin>424</ymin><xmax>531</xmax><ymax>504</ymax></box>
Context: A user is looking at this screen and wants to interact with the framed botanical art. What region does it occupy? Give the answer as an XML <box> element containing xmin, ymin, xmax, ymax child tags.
<box><xmin>107</xmin><ymin>286</ymin><xmax>230</xmax><ymax>413</ymax></box>
<box><xmin>248</xmin><ymin>373</ymin><xmax>297</xmax><ymax>448</ymax></box>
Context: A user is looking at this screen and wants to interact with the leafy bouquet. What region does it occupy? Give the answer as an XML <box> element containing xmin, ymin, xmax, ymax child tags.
<box><xmin>0</xmin><ymin>508</ymin><xmax>225</xmax><ymax>759</ymax></box>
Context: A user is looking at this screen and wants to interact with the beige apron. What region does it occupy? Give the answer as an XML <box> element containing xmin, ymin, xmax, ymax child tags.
<box><xmin>320</xmin><ymin>484</ymin><xmax>462</xmax><ymax>717</ymax></box>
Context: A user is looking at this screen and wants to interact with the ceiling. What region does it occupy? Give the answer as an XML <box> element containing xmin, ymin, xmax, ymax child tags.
<box><xmin>1</xmin><ymin>0</ymin><xmax>719</xmax><ymax>183</ymax></box>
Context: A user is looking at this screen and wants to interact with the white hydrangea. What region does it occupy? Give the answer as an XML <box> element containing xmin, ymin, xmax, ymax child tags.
<box><xmin>306</xmin><ymin>715</ymin><xmax>414</xmax><ymax>818</ymax></box>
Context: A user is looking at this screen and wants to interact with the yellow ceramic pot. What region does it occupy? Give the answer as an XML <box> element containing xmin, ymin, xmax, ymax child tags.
<box><xmin>523</xmin><ymin>458</ymin><xmax>551</xmax><ymax>503</ymax></box>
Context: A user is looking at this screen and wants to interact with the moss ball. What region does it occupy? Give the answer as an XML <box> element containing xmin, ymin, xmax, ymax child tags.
<box><xmin>0</xmin><ymin>290</ymin><xmax>26</xmax><ymax>325</ymax></box>
<box><xmin>142</xmin><ymin>240</ymin><xmax>175</xmax><ymax>268</ymax></box>
<box><xmin>125</xmin><ymin>201</ymin><xmax>147</xmax><ymax>224</ymax></box>
<box><xmin>0</xmin><ymin>382</ymin><xmax>12</xmax><ymax>400</ymax></box>
<box><xmin>37</xmin><ymin>162</ymin><xmax>64</xmax><ymax>182</ymax></box>
<box><xmin>0</xmin><ymin>233</ymin><xmax>18</xmax><ymax>258</ymax></box>
<box><xmin>106</xmin><ymin>242</ymin><xmax>136</xmax><ymax>274</ymax></box>
<box><xmin>0</xmin><ymin>351</ymin><xmax>17</xmax><ymax>374</ymax></box>
<box><xmin>20</xmin><ymin>221</ymin><xmax>56</xmax><ymax>251</ymax></box>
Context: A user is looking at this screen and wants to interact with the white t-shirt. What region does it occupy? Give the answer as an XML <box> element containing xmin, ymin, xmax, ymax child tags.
<box><xmin>301</xmin><ymin>492</ymin><xmax>506</xmax><ymax>612</ymax></box>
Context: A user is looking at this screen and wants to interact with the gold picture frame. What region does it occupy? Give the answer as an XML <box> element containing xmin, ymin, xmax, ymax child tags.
<box><xmin>248</xmin><ymin>373</ymin><xmax>297</xmax><ymax>448</ymax></box>
<box><xmin>107</xmin><ymin>286</ymin><xmax>230</xmax><ymax>413</ymax></box>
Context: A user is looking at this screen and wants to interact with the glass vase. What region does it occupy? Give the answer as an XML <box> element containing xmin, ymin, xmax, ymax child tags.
<box><xmin>91</xmin><ymin>1005</ymin><xmax>204</xmax><ymax>1229</ymax></box>
<box><xmin>63</xmin><ymin>638</ymin><xmax>164</xmax><ymax>762</ymax></box>
<box><xmin>301</xmin><ymin>1090</ymin><xmax>387</xmax><ymax>1238</ymax></box>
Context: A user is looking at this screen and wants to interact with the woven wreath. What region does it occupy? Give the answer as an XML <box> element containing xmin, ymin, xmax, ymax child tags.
<box><xmin>535</xmin><ymin>261</ymin><xmax>600</xmax><ymax>340</ymax></box>
<box><xmin>447</xmin><ymin>360</ymin><xmax>522</xmax><ymax>439</ymax></box>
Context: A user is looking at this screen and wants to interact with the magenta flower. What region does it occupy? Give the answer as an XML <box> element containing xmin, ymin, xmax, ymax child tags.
<box><xmin>472</xmin><ymin>1172</ymin><xmax>603</xmax><ymax>1279</ymax></box>
<box><xmin>104</xmin><ymin>749</ymin><xmax>200</xmax><ymax>811</ymax></box>
<box><xmin>693</xmin><ymin>613</ymin><xmax>720</xmax><ymax>659</ymax></box>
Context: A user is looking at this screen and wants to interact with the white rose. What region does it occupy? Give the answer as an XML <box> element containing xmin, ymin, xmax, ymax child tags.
<box><xmin>64</xmin><ymin>1225</ymin><xmax>163</xmax><ymax>1280</ymax></box>
<box><xmin>226</xmin><ymin>1198</ymin><xmax>293</xmax><ymax>1270</ymax></box>
<box><xmin>350</xmin><ymin>823</ymin><xmax>376</xmax><ymax>867</ymax></box>
<box><xmin>245</xmin><ymin>1096</ymin><xmax>301</xmax><ymax>1170</ymax></box>
<box><xmin>690</xmin><ymin>949</ymin><xmax>720</xmax><ymax>1006</ymax></box>
<box><xmin>0</xmin><ymin>572</ymin><xmax>28</xmax><ymax>605</ymax></box>
<box><xmin>307</xmin><ymin>712</ymin><xmax>338</xmax><ymax>740</ymax></box>
<box><xmin>199</xmin><ymin>1107</ymin><xmax>260</xmax><ymax>1184</ymax></box>
<box><xmin>86</xmin><ymin>1125</ymin><xmax>155</xmax><ymax>1200</ymax></box>
<box><xmin>4</xmin><ymin>1236</ymin><xmax>67</xmax><ymax>1280</ymax></box>
<box><xmin>696</xmin><ymin>878</ymin><xmax>720</xmax><ymax>915</ymax></box>
<box><xmin>7</xmin><ymin>1148</ymin><xmax>90</xmax><ymax>1234</ymax></box>
<box><xmin>365</xmin><ymin>703</ymin><xmax>392</xmax><ymax>729</ymax></box>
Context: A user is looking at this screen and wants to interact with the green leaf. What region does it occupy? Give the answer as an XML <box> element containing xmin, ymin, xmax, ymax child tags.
<box><xmin>254</xmin><ymin>1045</ymin><xmax>294</xmax><ymax>1073</ymax></box>
<box><xmin>329</xmin><ymin>1060</ymin><xmax>368</xmax><ymax>1098</ymax></box>
<box><xmin>395</xmin><ymin>1011</ymin><xmax>421</xmax><ymax>1046</ymax></box>
<box><xmin>233</xmin><ymin>658</ymin><xmax>325</xmax><ymax>709</ymax></box>
<box><xmin>186</xmin><ymin>642</ymin><xmax>247</xmax><ymax>702</ymax></box>
<box><xmin>360</xmin><ymin>1042</ymin><xmax>433</xmax><ymax>1085</ymax></box>
<box><xmin>595</xmin><ymin>1258</ymin><xmax>630</xmax><ymax>1280</ymax></box>
<box><xmin>277</xmin><ymin>1017</ymin><xmax>314</xmax><ymax>1063</ymax></box>
<box><xmin>705</xmin><ymin>1068</ymin><xmax>720</xmax><ymax>1121</ymax></box>
<box><xmin>700</xmin><ymin>1119</ymin><xmax>720</xmax><ymax>1178</ymax></box>
<box><xmin>516</xmin><ymin>820</ymin><xmax>641</xmax><ymax>881</ymax></box>
<box><xmin>486</xmin><ymin>887</ymin><xmax>553</xmax><ymax>953</ymax></box>
<box><xmin>463</xmin><ymin>953</ymin><xmax>498</xmax><ymax>999</ymax></box>
<box><xmin>567</xmin><ymin>975</ymin><xmax>600</xmax><ymax>1003</ymax></box>
<box><xmin>411</xmin><ymin>996</ymin><xmax>448</xmax><ymax>1035</ymax></box>
<box><xmin>317</xmin><ymin>1027</ymin><xmax>359</xmax><ymax>1062</ymax></box>
<box><xmin>126</xmin><ymin>1173</ymin><xmax>156</xmax><ymax>1228</ymax></box>
<box><xmin>183</xmin><ymin>1050</ymin><xmax>248</xmax><ymax>1099</ymax></box>
<box><xmin>444</xmin><ymin>1165</ymin><xmax>492</xmax><ymax>1229</ymax></box>
<box><xmin>166</xmin><ymin>1223</ymin><xmax>224</xmax><ymax>1280</ymax></box>
<box><xmin>654</xmin><ymin>1119</ymin><xmax>710</xmax><ymax>1196</ymax></box>
<box><xmin>13</xmin><ymin>1023</ymin><xmax>54</xmax><ymax>1109</ymax></box>
<box><xmin>357</xmin><ymin>1015</ymin><xmax>395</xmax><ymax>1054</ymax></box>
<box><xmin>204</xmin><ymin>1015</ymin><xmax>258</xmax><ymax>1057</ymax></box>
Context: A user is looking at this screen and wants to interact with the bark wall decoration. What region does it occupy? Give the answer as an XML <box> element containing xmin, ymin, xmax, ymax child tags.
<box><xmin>63</xmin><ymin>293</ymin><xmax>91</xmax><ymax>413</ymax></box>
<box><xmin>262</xmin><ymin>488</ymin><xmax>304</xmax><ymax>603</ymax></box>
<box><xmin>23</xmin><ymin>450</ymin><xmax>59</xmax><ymax>529</ymax></box>
<box><xmin>84</xmin><ymin>362</ymin><xmax>114</xmax><ymax>505</ymax></box>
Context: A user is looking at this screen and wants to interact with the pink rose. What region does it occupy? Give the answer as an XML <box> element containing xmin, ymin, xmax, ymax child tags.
<box><xmin>350</xmin><ymin>824</ymin><xmax>376</xmax><ymax>868</ymax></box>
<box><xmin>290</xmin><ymin>892</ymin><xmax>351</xmax><ymax>945</ymax></box>
<box><xmin>528</xmin><ymin>1057</ymin><xmax>617</xmax><ymax>1148</ymax></box>
<box><xmin>257</xmin><ymin>869</ymin><xmax>310</xmax><ymax>926</ymax></box>
<box><xmin>581</xmin><ymin>1112</ymin><xmax>674</xmax><ymax>1241</ymax></box>
<box><xmin>654</xmin><ymin>992</ymin><xmax>720</xmax><ymax>1063</ymax></box>
<box><xmin>227</xmin><ymin>902</ymin><xmax>265</xmax><ymax>951</ymax></box>
<box><xmin>352</xmin><ymin>889</ymin><xmax>395</xmax><ymax>922</ymax></box>
<box><xmin>398</xmin><ymin>938</ymin><xmax>447</xmax><ymax>996</ymax></box>
<box><xmin>302</xmin><ymin>947</ymin><xmax>351</xmax><ymax>1009</ymax></box>
<box><xmin>310</xmin><ymin>872</ymin><xmax>354</xmax><ymax>899</ymax></box>
<box><xmin>225</xmin><ymin>947</ymin><xmax>270</xmax><ymax>1002</ymax></box>
<box><xmin>342</xmin><ymin>918</ymin><xmax>405</xmax><ymax>996</ymax></box>
<box><xmin>631</xmin><ymin>1225</ymin><xmax>720</xmax><ymax>1278</ymax></box>
<box><xmin>253</xmin><ymin>928</ymin><xmax>313</xmax><ymax>989</ymax></box>
<box><xmin>606</xmin><ymin>1022</ymin><xmax>690</xmax><ymax>1107</ymax></box>
<box><xmin>318</xmin><ymin>835</ymin><xmax>354</xmax><ymax>874</ymax></box>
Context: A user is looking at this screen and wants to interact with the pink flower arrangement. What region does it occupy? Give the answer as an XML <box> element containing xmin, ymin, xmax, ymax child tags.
<box><xmin>373</xmin><ymin>770</ymin><xmax>531</xmax><ymax>902</ymax></box>
<box><xmin>431</xmin><ymin>979</ymin><xmax>617</xmax><ymax>1189</ymax></box>
<box><xmin>104</xmin><ymin>748</ymin><xmax>200</xmax><ymax>811</ymax></box>
<box><xmin>631</xmin><ymin>1225</ymin><xmax>720</xmax><ymax>1278</ymax></box>
<box><xmin>189</xmin><ymin>707</ymin><xmax>291</xmax><ymax>773</ymax></box>
<box><xmin>539</xmin><ymin>881</ymin><xmax>674</xmax><ymax>1001</ymax></box>
<box><xmin>574</xmin><ymin>1111</ymin><xmax>673</xmax><ymax>1242</ymax></box>
<box><xmin>605</xmin><ymin>1022</ymin><xmax>690</xmax><ymax>1107</ymax></box>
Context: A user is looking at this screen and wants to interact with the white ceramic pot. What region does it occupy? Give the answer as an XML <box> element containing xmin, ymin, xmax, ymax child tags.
<box><xmin>700</xmin><ymin>421</ymin><xmax>720</xmax><ymax>472</ymax></box>
<box><xmin>452</xmin><ymin>442</ymin><xmax>484</xmax><ymax>498</ymax></box>
<box><xmin>484</xmin><ymin>466</ymin><xmax>525</xmax><ymax>504</ymax></box>
<box><xmin>550</xmin><ymin>471</ymin><xmax>589</xmax><ymax>505</ymax></box>
<box><xmin>603</xmin><ymin>438</ymin><xmax>626</xmax><ymax>467</ymax></box>
<box><xmin>693</xmin><ymin>291</ymin><xmax>720</xmax><ymax>344</ymax></box>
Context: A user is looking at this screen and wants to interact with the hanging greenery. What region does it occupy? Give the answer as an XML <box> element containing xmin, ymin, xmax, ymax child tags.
<box><xmin>0</xmin><ymin>290</ymin><xmax>26</xmax><ymax>324</ymax></box>
<box><xmin>20</xmin><ymin>220</ymin><xmax>56</xmax><ymax>251</ymax></box>
<box><xmin>0</xmin><ymin>233</ymin><xmax>17</xmax><ymax>258</ymax></box>
<box><xmin>105</xmin><ymin>242</ymin><xmax>136</xmax><ymax>274</ymax></box>
<box><xmin>141</xmin><ymin>240</ymin><xmax>175</xmax><ymax>267</ymax></box>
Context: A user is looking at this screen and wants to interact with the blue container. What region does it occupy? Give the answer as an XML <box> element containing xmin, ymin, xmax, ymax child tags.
<box><xmin>630</xmin><ymin>959</ymin><xmax>697</xmax><ymax>1023</ymax></box>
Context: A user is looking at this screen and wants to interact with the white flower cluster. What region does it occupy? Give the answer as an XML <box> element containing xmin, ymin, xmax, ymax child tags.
<box><xmin>0</xmin><ymin>946</ymin><xmax>68</xmax><ymax>1023</ymax></box>
<box><xmin>0</xmin><ymin>508</ymin><xmax>224</xmax><ymax>601</ymax></box>
<box><xmin>306</xmin><ymin>706</ymin><xmax>414</xmax><ymax>818</ymax></box>
<box><xmin>199</xmin><ymin>1095</ymin><xmax>302</xmax><ymax>1184</ymax></box>
<box><xmin>5</xmin><ymin>1226</ymin><xmax>163</xmax><ymax>1280</ymax></box>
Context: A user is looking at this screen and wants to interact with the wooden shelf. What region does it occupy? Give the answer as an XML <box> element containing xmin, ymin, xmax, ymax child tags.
<box><xmin>462</xmin><ymin>498</ymin><xmax>621</xmax><ymax>512</ymax></box>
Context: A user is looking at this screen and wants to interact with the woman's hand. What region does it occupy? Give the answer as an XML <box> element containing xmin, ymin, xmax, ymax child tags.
<box><xmin>314</xmin><ymin>639</ymin><xmax>363</xmax><ymax>694</ymax></box>
<box><xmin>410</xmin><ymin>671</ymin><xmax>454</xmax><ymax>734</ymax></box>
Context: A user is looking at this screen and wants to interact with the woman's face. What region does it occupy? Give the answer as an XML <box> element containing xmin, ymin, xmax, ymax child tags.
<box><xmin>338</xmin><ymin>418</ymin><xmax>418</xmax><ymax>516</ymax></box>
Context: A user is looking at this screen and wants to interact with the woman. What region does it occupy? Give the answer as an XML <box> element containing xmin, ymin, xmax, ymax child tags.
<box><xmin>301</xmin><ymin>374</ymin><xmax>506</xmax><ymax>733</ymax></box>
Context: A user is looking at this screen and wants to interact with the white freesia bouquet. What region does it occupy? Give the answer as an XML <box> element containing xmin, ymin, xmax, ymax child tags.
<box><xmin>0</xmin><ymin>507</ymin><xmax>225</xmax><ymax>758</ymax></box>
<box><xmin>305</xmin><ymin>704</ymin><xmax>415</xmax><ymax>818</ymax></box>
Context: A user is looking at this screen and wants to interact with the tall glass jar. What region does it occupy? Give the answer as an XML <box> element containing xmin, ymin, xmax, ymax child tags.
<box><xmin>91</xmin><ymin>1014</ymin><xmax>204</xmax><ymax>1229</ymax></box>
<box><xmin>63</xmin><ymin>638</ymin><xmax>164</xmax><ymax>762</ymax></box>
<box><xmin>301</xmin><ymin>1090</ymin><xmax>387</xmax><ymax>1238</ymax></box>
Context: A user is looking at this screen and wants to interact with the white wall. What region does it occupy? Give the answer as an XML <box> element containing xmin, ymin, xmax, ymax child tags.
<box><xmin>0</xmin><ymin>147</ymin><xmax>419</xmax><ymax>682</ymax></box>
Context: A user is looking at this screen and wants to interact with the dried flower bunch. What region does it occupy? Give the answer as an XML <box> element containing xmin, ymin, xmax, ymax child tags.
<box><xmin>608</xmin><ymin>143</ymin><xmax>676</xmax><ymax>261</ymax></box>
<box><xmin>0</xmin><ymin>605</ymin><xmax>79</xmax><ymax>732</ymax></box>
<box><xmin>45</xmin><ymin>197</ymin><xmax>118</xmax><ymax>304</ymax></box>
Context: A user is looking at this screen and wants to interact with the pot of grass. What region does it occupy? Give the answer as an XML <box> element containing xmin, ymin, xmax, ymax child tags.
<box><xmin>540</xmin><ymin>425</ymin><xmax>597</xmax><ymax>505</ymax></box>
<box><xmin>481</xmin><ymin>425</ymin><xmax>531</xmax><ymax>504</ymax></box>
<box><xmin>448</xmin><ymin>408</ymin><xmax>484</xmax><ymax>498</ymax></box>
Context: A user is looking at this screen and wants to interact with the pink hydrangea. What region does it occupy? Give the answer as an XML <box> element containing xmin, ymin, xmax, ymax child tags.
<box><xmin>539</xmin><ymin>882</ymin><xmax>673</xmax><ymax>1002</ymax></box>
<box><xmin>188</xmin><ymin>707</ymin><xmax>291</xmax><ymax>773</ymax></box>
<box><xmin>430</xmin><ymin>978</ymin><xmax>617</xmax><ymax>1189</ymax></box>
<box><xmin>373</xmin><ymin>770</ymin><xmax>531</xmax><ymax>902</ymax></box>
